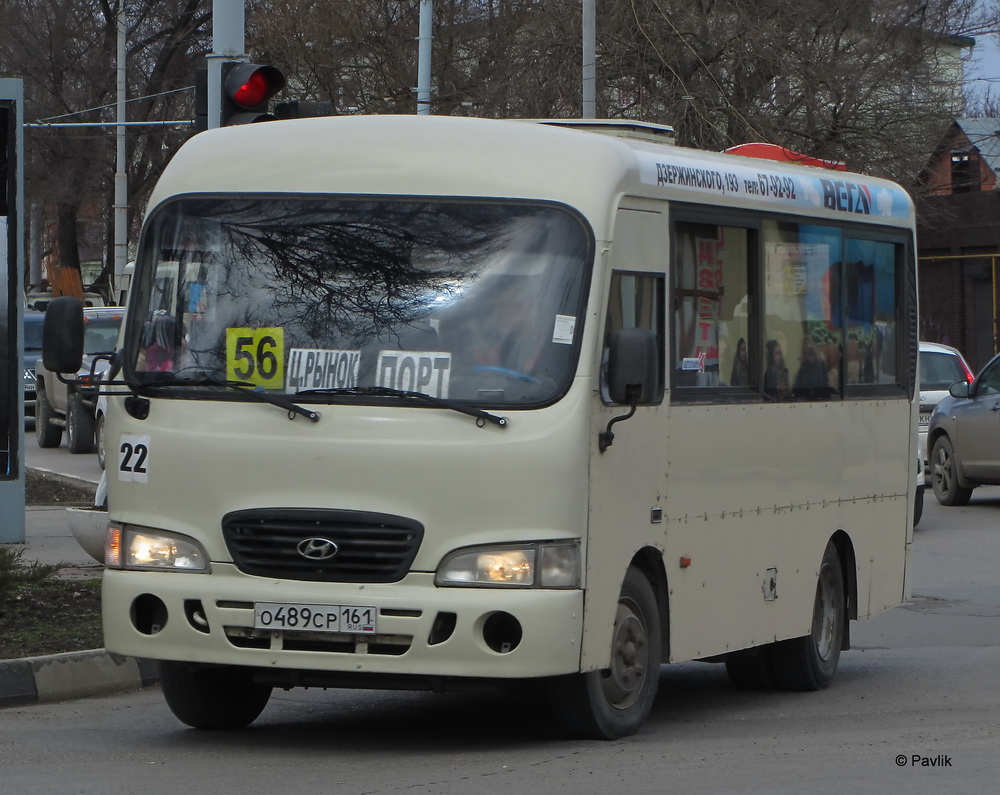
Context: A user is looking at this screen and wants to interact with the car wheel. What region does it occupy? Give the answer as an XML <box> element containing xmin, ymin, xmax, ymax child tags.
<box><xmin>95</xmin><ymin>411</ymin><xmax>106</xmax><ymax>470</ymax></box>
<box><xmin>160</xmin><ymin>662</ymin><xmax>272</xmax><ymax>729</ymax></box>
<box><xmin>548</xmin><ymin>566</ymin><xmax>661</xmax><ymax>739</ymax></box>
<box><xmin>930</xmin><ymin>436</ymin><xmax>973</xmax><ymax>506</ymax></box>
<box><xmin>35</xmin><ymin>383</ymin><xmax>63</xmax><ymax>448</ymax></box>
<box><xmin>66</xmin><ymin>392</ymin><xmax>96</xmax><ymax>454</ymax></box>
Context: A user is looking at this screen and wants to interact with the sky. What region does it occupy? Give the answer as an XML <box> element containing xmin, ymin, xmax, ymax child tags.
<box><xmin>966</xmin><ymin>29</ymin><xmax>1000</xmax><ymax>102</ymax></box>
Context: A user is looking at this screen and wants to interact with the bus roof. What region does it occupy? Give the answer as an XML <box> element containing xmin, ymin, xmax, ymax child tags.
<box><xmin>148</xmin><ymin>115</ymin><xmax>914</xmax><ymax>232</ymax></box>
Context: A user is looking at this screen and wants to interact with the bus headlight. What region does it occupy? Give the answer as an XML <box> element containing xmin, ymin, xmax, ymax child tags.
<box><xmin>106</xmin><ymin>524</ymin><xmax>210</xmax><ymax>572</ymax></box>
<box><xmin>435</xmin><ymin>541</ymin><xmax>580</xmax><ymax>588</ymax></box>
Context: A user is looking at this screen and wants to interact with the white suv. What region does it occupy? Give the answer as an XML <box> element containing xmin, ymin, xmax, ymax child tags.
<box><xmin>918</xmin><ymin>341</ymin><xmax>974</xmax><ymax>481</ymax></box>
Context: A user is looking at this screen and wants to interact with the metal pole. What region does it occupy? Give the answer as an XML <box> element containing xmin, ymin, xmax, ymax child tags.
<box><xmin>416</xmin><ymin>0</ymin><xmax>432</xmax><ymax>115</ymax></box>
<box><xmin>27</xmin><ymin>121</ymin><xmax>195</xmax><ymax>128</ymax></box>
<box><xmin>209</xmin><ymin>0</ymin><xmax>247</xmax><ymax>129</ymax></box>
<box><xmin>582</xmin><ymin>0</ymin><xmax>596</xmax><ymax>118</ymax></box>
<box><xmin>114</xmin><ymin>3</ymin><xmax>127</xmax><ymax>295</ymax></box>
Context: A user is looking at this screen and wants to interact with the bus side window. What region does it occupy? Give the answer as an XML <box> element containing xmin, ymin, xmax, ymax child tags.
<box><xmin>673</xmin><ymin>221</ymin><xmax>753</xmax><ymax>391</ymax></box>
<box><xmin>601</xmin><ymin>271</ymin><xmax>664</xmax><ymax>404</ymax></box>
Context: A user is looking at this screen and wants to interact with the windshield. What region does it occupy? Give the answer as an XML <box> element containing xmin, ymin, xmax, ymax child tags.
<box><xmin>83</xmin><ymin>317</ymin><xmax>122</xmax><ymax>356</ymax></box>
<box><xmin>23</xmin><ymin>315</ymin><xmax>45</xmax><ymax>352</ymax></box>
<box><xmin>919</xmin><ymin>350</ymin><xmax>967</xmax><ymax>391</ymax></box>
<box><xmin>127</xmin><ymin>197</ymin><xmax>591</xmax><ymax>407</ymax></box>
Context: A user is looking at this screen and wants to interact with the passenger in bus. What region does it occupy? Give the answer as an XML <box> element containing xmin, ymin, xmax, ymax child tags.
<box><xmin>846</xmin><ymin>333</ymin><xmax>863</xmax><ymax>383</ymax></box>
<box><xmin>143</xmin><ymin>314</ymin><xmax>180</xmax><ymax>372</ymax></box>
<box><xmin>764</xmin><ymin>339</ymin><xmax>790</xmax><ymax>400</ymax></box>
<box><xmin>793</xmin><ymin>335</ymin><xmax>833</xmax><ymax>400</ymax></box>
<box><xmin>729</xmin><ymin>337</ymin><xmax>750</xmax><ymax>386</ymax></box>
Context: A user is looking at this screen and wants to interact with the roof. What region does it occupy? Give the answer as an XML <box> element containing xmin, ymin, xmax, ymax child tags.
<box><xmin>147</xmin><ymin>115</ymin><xmax>914</xmax><ymax>232</ymax></box>
<box><xmin>954</xmin><ymin>118</ymin><xmax>1000</xmax><ymax>174</ymax></box>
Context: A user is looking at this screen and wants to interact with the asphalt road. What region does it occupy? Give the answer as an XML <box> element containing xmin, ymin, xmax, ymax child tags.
<box><xmin>23</xmin><ymin>419</ymin><xmax>104</xmax><ymax>484</ymax></box>
<box><xmin>6</xmin><ymin>431</ymin><xmax>1000</xmax><ymax>793</ymax></box>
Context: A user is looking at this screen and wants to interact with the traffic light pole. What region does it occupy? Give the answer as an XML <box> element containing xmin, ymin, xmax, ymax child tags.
<box><xmin>207</xmin><ymin>0</ymin><xmax>247</xmax><ymax>130</ymax></box>
<box><xmin>0</xmin><ymin>78</ymin><xmax>25</xmax><ymax>542</ymax></box>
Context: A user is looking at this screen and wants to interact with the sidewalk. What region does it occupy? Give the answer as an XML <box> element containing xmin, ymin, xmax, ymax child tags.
<box><xmin>1</xmin><ymin>471</ymin><xmax>158</xmax><ymax>708</ymax></box>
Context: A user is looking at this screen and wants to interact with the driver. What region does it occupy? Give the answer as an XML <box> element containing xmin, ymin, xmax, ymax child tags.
<box><xmin>464</xmin><ymin>277</ymin><xmax>547</xmax><ymax>378</ymax></box>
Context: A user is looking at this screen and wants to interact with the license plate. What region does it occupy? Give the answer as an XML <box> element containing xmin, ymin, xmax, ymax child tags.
<box><xmin>253</xmin><ymin>602</ymin><xmax>378</xmax><ymax>634</ymax></box>
<box><xmin>918</xmin><ymin>414</ymin><xmax>931</xmax><ymax>427</ymax></box>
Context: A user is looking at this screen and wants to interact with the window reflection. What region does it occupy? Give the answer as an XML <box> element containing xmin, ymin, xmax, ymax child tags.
<box><xmin>129</xmin><ymin>199</ymin><xmax>591</xmax><ymax>407</ymax></box>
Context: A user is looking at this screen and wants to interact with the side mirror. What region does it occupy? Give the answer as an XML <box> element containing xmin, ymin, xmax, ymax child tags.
<box><xmin>607</xmin><ymin>327</ymin><xmax>658</xmax><ymax>405</ymax></box>
<box><xmin>42</xmin><ymin>296</ymin><xmax>85</xmax><ymax>374</ymax></box>
<box><xmin>948</xmin><ymin>380</ymin><xmax>971</xmax><ymax>399</ymax></box>
<box><xmin>600</xmin><ymin>327</ymin><xmax>659</xmax><ymax>453</ymax></box>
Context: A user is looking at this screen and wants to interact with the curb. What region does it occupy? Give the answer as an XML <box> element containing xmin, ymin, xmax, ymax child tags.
<box><xmin>26</xmin><ymin>465</ymin><xmax>100</xmax><ymax>490</ymax></box>
<box><xmin>0</xmin><ymin>650</ymin><xmax>158</xmax><ymax>708</ymax></box>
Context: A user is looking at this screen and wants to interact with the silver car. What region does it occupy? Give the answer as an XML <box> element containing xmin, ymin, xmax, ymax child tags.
<box><xmin>918</xmin><ymin>341</ymin><xmax>973</xmax><ymax>482</ymax></box>
<box><xmin>927</xmin><ymin>351</ymin><xmax>1000</xmax><ymax>505</ymax></box>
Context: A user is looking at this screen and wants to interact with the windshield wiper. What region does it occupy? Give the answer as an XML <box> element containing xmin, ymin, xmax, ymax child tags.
<box><xmin>139</xmin><ymin>377</ymin><xmax>320</xmax><ymax>422</ymax></box>
<box><xmin>296</xmin><ymin>386</ymin><xmax>507</xmax><ymax>428</ymax></box>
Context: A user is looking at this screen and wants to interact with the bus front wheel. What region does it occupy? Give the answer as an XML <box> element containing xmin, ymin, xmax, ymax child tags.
<box><xmin>548</xmin><ymin>566</ymin><xmax>661</xmax><ymax>740</ymax></box>
<box><xmin>159</xmin><ymin>661</ymin><xmax>272</xmax><ymax>729</ymax></box>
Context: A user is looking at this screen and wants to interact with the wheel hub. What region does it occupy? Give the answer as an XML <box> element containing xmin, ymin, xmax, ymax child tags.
<box><xmin>601</xmin><ymin>603</ymin><xmax>648</xmax><ymax>709</ymax></box>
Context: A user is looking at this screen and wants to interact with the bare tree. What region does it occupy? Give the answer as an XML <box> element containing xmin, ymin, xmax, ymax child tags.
<box><xmin>249</xmin><ymin>0</ymin><xmax>983</xmax><ymax>184</ymax></box>
<box><xmin>592</xmin><ymin>0</ymin><xmax>983</xmax><ymax>181</ymax></box>
<box><xmin>0</xmin><ymin>0</ymin><xmax>209</xmax><ymax>299</ymax></box>
<box><xmin>0</xmin><ymin>0</ymin><xmax>994</xmax><ymax>281</ymax></box>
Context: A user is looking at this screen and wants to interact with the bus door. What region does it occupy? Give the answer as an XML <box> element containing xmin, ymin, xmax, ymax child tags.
<box><xmin>582</xmin><ymin>202</ymin><xmax>670</xmax><ymax>670</ymax></box>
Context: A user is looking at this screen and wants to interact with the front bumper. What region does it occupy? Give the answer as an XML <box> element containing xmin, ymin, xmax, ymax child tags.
<box><xmin>103</xmin><ymin>566</ymin><xmax>584</xmax><ymax>680</ymax></box>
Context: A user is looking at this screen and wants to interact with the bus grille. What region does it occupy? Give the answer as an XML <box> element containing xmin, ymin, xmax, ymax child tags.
<box><xmin>221</xmin><ymin>508</ymin><xmax>424</xmax><ymax>583</ymax></box>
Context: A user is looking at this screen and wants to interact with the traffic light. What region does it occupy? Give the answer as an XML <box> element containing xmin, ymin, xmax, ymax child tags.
<box><xmin>274</xmin><ymin>100</ymin><xmax>333</xmax><ymax>119</ymax></box>
<box><xmin>220</xmin><ymin>61</ymin><xmax>286</xmax><ymax>126</ymax></box>
<box><xmin>193</xmin><ymin>66</ymin><xmax>208</xmax><ymax>133</ymax></box>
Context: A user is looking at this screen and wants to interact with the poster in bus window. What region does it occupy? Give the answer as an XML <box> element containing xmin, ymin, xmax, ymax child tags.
<box><xmin>692</xmin><ymin>234</ymin><xmax>722</xmax><ymax>383</ymax></box>
<box><xmin>765</xmin><ymin>242</ymin><xmax>831</xmax><ymax>320</ymax></box>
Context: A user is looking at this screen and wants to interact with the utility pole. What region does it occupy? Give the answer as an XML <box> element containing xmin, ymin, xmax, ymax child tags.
<box><xmin>416</xmin><ymin>0</ymin><xmax>432</xmax><ymax>115</ymax></box>
<box><xmin>113</xmin><ymin>4</ymin><xmax>127</xmax><ymax>294</ymax></box>
<box><xmin>582</xmin><ymin>0</ymin><xmax>596</xmax><ymax>118</ymax></box>
<box><xmin>207</xmin><ymin>0</ymin><xmax>247</xmax><ymax>129</ymax></box>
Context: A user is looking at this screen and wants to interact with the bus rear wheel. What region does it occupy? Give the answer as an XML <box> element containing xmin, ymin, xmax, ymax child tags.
<box><xmin>768</xmin><ymin>542</ymin><xmax>845</xmax><ymax>691</ymax></box>
<box><xmin>159</xmin><ymin>661</ymin><xmax>272</xmax><ymax>729</ymax></box>
<box><xmin>548</xmin><ymin>566</ymin><xmax>661</xmax><ymax>739</ymax></box>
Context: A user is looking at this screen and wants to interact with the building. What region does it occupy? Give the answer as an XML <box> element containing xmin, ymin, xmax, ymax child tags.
<box><xmin>916</xmin><ymin>117</ymin><xmax>1000</xmax><ymax>371</ymax></box>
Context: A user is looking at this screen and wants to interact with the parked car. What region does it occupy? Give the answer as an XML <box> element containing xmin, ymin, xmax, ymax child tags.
<box><xmin>926</xmin><ymin>350</ymin><xmax>1000</xmax><ymax>505</ymax></box>
<box><xmin>22</xmin><ymin>310</ymin><xmax>46</xmax><ymax>419</ymax></box>
<box><xmin>918</xmin><ymin>341</ymin><xmax>974</xmax><ymax>481</ymax></box>
<box><xmin>34</xmin><ymin>306</ymin><xmax>124</xmax><ymax>453</ymax></box>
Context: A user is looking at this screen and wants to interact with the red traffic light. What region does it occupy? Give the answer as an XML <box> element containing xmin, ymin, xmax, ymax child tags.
<box><xmin>230</xmin><ymin>67</ymin><xmax>285</xmax><ymax>109</ymax></box>
<box><xmin>221</xmin><ymin>62</ymin><xmax>286</xmax><ymax>125</ymax></box>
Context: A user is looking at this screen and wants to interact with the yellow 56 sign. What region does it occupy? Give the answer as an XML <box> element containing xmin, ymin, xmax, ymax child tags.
<box><xmin>226</xmin><ymin>327</ymin><xmax>285</xmax><ymax>389</ymax></box>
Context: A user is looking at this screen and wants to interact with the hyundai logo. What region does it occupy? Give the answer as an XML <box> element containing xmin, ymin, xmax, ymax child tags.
<box><xmin>297</xmin><ymin>537</ymin><xmax>339</xmax><ymax>560</ymax></box>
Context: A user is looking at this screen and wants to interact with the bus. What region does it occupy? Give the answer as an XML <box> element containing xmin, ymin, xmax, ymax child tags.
<box><xmin>43</xmin><ymin>115</ymin><xmax>917</xmax><ymax>739</ymax></box>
